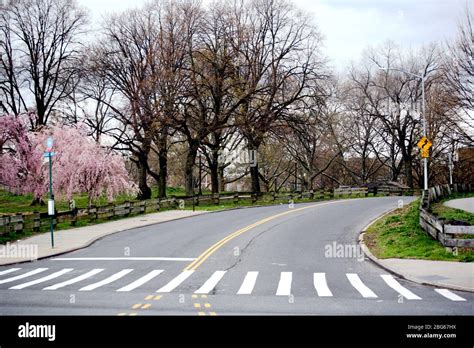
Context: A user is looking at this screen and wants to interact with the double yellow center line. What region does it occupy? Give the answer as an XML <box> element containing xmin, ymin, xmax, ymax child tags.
<box><xmin>184</xmin><ymin>202</ymin><xmax>336</xmax><ymax>271</ymax></box>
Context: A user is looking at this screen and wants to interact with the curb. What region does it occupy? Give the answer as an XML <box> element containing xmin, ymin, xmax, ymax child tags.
<box><xmin>358</xmin><ymin>208</ymin><xmax>474</xmax><ymax>293</ymax></box>
<box><xmin>0</xmin><ymin>211</ymin><xmax>209</xmax><ymax>267</ymax></box>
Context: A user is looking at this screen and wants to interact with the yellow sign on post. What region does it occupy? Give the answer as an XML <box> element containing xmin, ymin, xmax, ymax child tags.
<box><xmin>417</xmin><ymin>137</ymin><xmax>432</xmax><ymax>151</ymax></box>
<box><xmin>417</xmin><ymin>136</ymin><xmax>432</xmax><ymax>158</ymax></box>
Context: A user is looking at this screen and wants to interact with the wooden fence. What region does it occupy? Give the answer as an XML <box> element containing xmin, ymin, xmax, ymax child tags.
<box><xmin>0</xmin><ymin>185</ymin><xmax>418</xmax><ymax>236</ymax></box>
<box><xmin>419</xmin><ymin>184</ymin><xmax>474</xmax><ymax>249</ymax></box>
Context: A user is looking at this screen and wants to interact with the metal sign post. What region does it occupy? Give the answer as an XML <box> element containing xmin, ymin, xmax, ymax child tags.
<box><xmin>44</xmin><ymin>137</ymin><xmax>55</xmax><ymax>248</ymax></box>
<box><xmin>448</xmin><ymin>153</ymin><xmax>454</xmax><ymax>186</ymax></box>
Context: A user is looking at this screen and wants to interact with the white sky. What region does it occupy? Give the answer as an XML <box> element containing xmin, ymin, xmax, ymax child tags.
<box><xmin>77</xmin><ymin>0</ymin><xmax>467</xmax><ymax>72</ymax></box>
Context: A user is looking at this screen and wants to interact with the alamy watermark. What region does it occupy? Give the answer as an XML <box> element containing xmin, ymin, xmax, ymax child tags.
<box><xmin>218</xmin><ymin>149</ymin><xmax>258</xmax><ymax>168</ymax></box>
<box><xmin>18</xmin><ymin>322</ymin><xmax>55</xmax><ymax>342</ymax></box>
<box><xmin>324</xmin><ymin>242</ymin><xmax>365</xmax><ymax>262</ymax></box>
<box><xmin>0</xmin><ymin>242</ymin><xmax>38</xmax><ymax>260</ymax></box>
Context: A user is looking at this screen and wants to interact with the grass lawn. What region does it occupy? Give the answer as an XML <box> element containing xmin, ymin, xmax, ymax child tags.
<box><xmin>364</xmin><ymin>199</ymin><xmax>474</xmax><ymax>262</ymax></box>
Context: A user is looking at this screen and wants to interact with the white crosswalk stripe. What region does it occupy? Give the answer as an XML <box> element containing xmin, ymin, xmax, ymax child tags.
<box><xmin>0</xmin><ymin>268</ymin><xmax>21</xmax><ymax>276</ymax></box>
<box><xmin>44</xmin><ymin>269</ymin><xmax>105</xmax><ymax>290</ymax></box>
<box><xmin>346</xmin><ymin>273</ymin><xmax>378</xmax><ymax>298</ymax></box>
<box><xmin>79</xmin><ymin>269</ymin><xmax>134</xmax><ymax>291</ymax></box>
<box><xmin>117</xmin><ymin>270</ymin><xmax>164</xmax><ymax>292</ymax></box>
<box><xmin>10</xmin><ymin>269</ymin><xmax>73</xmax><ymax>290</ymax></box>
<box><xmin>434</xmin><ymin>289</ymin><xmax>466</xmax><ymax>302</ymax></box>
<box><xmin>0</xmin><ymin>268</ymin><xmax>48</xmax><ymax>285</ymax></box>
<box><xmin>276</xmin><ymin>272</ymin><xmax>292</xmax><ymax>296</ymax></box>
<box><xmin>237</xmin><ymin>271</ymin><xmax>259</xmax><ymax>295</ymax></box>
<box><xmin>313</xmin><ymin>273</ymin><xmax>333</xmax><ymax>297</ymax></box>
<box><xmin>156</xmin><ymin>270</ymin><xmax>194</xmax><ymax>293</ymax></box>
<box><xmin>0</xmin><ymin>267</ymin><xmax>470</xmax><ymax>303</ymax></box>
<box><xmin>380</xmin><ymin>275</ymin><xmax>421</xmax><ymax>300</ymax></box>
<box><xmin>195</xmin><ymin>271</ymin><xmax>227</xmax><ymax>294</ymax></box>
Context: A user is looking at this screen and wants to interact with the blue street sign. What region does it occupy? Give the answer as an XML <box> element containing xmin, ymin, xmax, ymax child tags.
<box><xmin>43</xmin><ymin>152</ymin><xmax>55</xmax><ymax>158</ymax></box>
<box><xmin>46</xmin><ymin>137</ymin><xmax>54</xmax><ymax>152</ymax></box>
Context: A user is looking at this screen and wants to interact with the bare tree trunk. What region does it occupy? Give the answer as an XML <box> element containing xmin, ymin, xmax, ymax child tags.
<box><xmin>137</xmin><ymin>155</ymin><xmax>152</xmax><ymax>200</ymax></box>
<box><xmin>158</xmin><ymin>150</ymin><xmax>168</xmax><ymax>198</ymax></box>
<box><xmin>184</xmin><ymin>141</ymin><xmax>199</xmax><ymax>196</ymax></box>
<box><xmin>250</xmin><ymin>164</ymin><xmax>261</xmax><ymax>194</ymax></box>
<box><xmin>208</xmin><ymin>152</ymin><xmax>220</xmax><ymax>194</ymax></box>
<box><xmin>404</xmin><ymin>157</ymin><xmax>414</xmax><ymax>189</ymax></box>
<box><xmin>218</xmin><ymin>166</ymin><xmax>226</xmax><ymax>192</ymax></box>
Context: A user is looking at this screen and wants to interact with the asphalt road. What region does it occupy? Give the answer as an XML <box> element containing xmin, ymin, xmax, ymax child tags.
<box><xmin>444</xmin><ymin>197</ymin><xmax>474</xmax><ymax>214</ymax></box>
<box><xmin>0</xmin><ymin>196</ymin><xmax>472</xmax><ymax>315</ymax></box>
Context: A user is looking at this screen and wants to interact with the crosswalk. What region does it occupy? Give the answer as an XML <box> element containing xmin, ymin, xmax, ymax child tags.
<box><xmin>0</xmin><ymin>267</ymin><xmax>468</xmax><ymax>302</ymax></box>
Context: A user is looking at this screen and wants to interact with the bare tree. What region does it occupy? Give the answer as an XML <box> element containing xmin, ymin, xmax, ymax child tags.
<box><xmin>445</xmin><ymin>4</ymin><xmax>474</xmax><ymax>118</ymax></box>
<box><xmin>337</xmin><ymin>80</ymin><xmax>388</xmax><ymax>185</ymax></box>
<box><xmin>93</xmin><ymin>5</ymin><xmax>163</xmax><ymax>199</ymax></box>
<box><xmin>349</xmin><ymin>43</ymin><xmax>441</xmax><ymax>188</ymax></box>
<box><xmin>230</xmin><ymin>0</ymin><xmax>327</xmax><ymax>194</ymax></box>
<box><xmin>0</xmin><ymin>0</ymin><xmax>87</xmax><ymax>128</ymax></box>
<box><xmin>280</xmin><ymin>84</ymin><xmax>342</xmax><ymax>190</ymax></box>
<box><xmin>92</xmin><ymin>0</ymin><xmax>195</xmax><ymax>199</ymax></box>
<box><xmin>174</xmin><ymin>1</ymin><xmax>253</xmax><ymax>195</ymax></box>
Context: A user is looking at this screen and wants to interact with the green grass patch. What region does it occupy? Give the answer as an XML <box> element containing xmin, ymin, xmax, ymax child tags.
<box><xmin>364</xmin><ymin>200</ymin><xmax>474</xmax><ymax>262</ymax></box>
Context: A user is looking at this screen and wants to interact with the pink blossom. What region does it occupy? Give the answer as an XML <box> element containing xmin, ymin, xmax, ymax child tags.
<box><xmin>0</xmin><ymin>114</ymin><xmax>136</xmax><ymax>206</ymax></box>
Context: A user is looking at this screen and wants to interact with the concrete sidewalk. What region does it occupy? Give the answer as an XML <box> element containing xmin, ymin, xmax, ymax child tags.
<box><xmin>0</xmin><ymin>210</ymin><xmax>207</xmax><ymax>266</ymax></box>
<box><xmin>444</xmin><ymin>197</ymin><xmax>474</xmax><ymax>214</ymax></box>
<box><xmin>360</xmin><ymin>233</ymin><xmax>474</xmax><ymax>292</ymax></box>
<box><xmin>378</xmin><ymin>258</ymin><xmax>473</xmax><ymax>292</ymax></box>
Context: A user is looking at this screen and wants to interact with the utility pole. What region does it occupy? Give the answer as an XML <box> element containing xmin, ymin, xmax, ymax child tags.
<box><xmin>448</xmin><ymin>153</ymin><xmax>454</xmax><ymax>186</ymax></box>
<box><xmin>198</xmin><ymin>154</ymin><xmax>202</xmax><ymax>196</ymax></box>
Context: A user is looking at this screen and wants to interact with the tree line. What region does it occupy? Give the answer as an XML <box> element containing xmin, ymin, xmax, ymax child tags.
<box><xmin>1</xmin><ymin>0</ymin><xmax>472</xmax><ymax>200</ymax></box>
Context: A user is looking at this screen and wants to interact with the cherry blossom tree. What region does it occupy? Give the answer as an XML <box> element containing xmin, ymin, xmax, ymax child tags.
<box><xmin>0</xmin><ymin>114</ymin><xmax>136</xmax><ymax>207</ymax></box>
<box><xmin>0</xmin><ymin>114</ymin><xmax>45</xmax><ymax>201</ymax></box>
<box><xmin>35</xmin><ymin>125</ymin><xmax>137</xmax><ymax>207</ymax></box>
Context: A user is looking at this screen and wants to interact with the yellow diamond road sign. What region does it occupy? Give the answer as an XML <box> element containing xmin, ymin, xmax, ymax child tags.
<box><xmin>421</xmin><ymin>148</ymin><xmax>430</xmax><ymax>158</ymax></box>
<box><xmin>417</xmin><ymin>137</ymin><xmax>432</xmax><ymax>150</ymax></box>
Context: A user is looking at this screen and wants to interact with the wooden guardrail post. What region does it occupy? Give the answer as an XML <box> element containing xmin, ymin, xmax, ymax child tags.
<box><xmin>11</xmin><ymin>213</ymin><xmax>24</xmax><ymax>234</ymax></box>
<box><xmin>251</xmin><ymin>193</ymin><xmax>257</xmax><ymax>204</ymax></box>
<box><xmin>33</xmin><ymin>212</ymin><xmax>41</xmax><ymax>232</ymax></box>
<box><xmin>0</xmin><ymin>216</ymin><xmax>7</xmax><ymax>236</ymax></box>
<box><xmin>89</xmin><ymin>206</ymin><xmax>98</xmax><ymax>221</ymax></box>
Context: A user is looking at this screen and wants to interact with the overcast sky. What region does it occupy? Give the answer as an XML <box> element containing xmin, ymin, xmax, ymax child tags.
<box><xmin>77</xmin><ymin>0</ymin><xmax>467</xmax><ymax>71</ymax></box>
